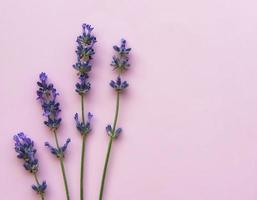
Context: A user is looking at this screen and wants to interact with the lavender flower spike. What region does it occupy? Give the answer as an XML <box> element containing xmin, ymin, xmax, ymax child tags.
<box><xmin>13</xmin><ymin>132</ymin><xmax>47</xmax><ymax>198</ymax></box>
<box><xmin>14</xmin><ymin>132</ymin><xmax>38</xmax><ymax>173</ymax></box>
<box><xmin>109</xmin><ymin>39</ymin><xmax>131</xmax><ymax>91</ymax></box>
<box><xmin>37</xmin><ymin>72</ymin><xmax>61</xmax><ymax>131</ymax></box>
<box><xmin>73</xmin><ymin>23</ymin><xmax>97</xmax><ymax>95</ymax></box>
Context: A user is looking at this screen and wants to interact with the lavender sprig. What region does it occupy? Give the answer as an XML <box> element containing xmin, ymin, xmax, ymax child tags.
<box><xmin>37</xmin><ymin>72</ymin><xmax>71</xmax><ymax>200</ymax></box>
<box><xmin>73</xmin><ymin>23</ymin><xmax>96</xmax><ymax>200</ymax></box>
<box><xmin>14</xmin><ymin>132</ymin><xmax>47</xmax><ymax>200</ymax></box>
<box><xmin>99</xmin><ymin>39</ymin><xmax>131</xmax><ymax>200</ymax></box>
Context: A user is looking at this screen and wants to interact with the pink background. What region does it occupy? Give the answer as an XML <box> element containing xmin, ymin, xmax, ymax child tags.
<box><xmin>1</xmin><ymin>0</ymin><xmax>257</xmax><ymax>199</ymax></box>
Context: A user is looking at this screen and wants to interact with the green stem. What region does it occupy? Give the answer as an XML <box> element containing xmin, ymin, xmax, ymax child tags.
<box><xmin>80</xmin><ymin>134</ymin><xmax>86</xmax><ymax>200</ymax></box>
<box><xmin>99</xmin><ymin>137</ymin><xmax>113</xmax><ymax>200</ymax></box>
<box><xmin>99</xmin><ymin>91</ymin><xmax>120</xmax><ymax>200</ymax></box>
<box><xmin>80</xmin><ymin>92</ymin><xmax>86</xmax><ymax>200</ymax></box>
<box><xmin>112</xmin><ymin>91</ymin><xmax>120</xmax><ymax>131</ymax></box>
<box><xmin>33</xmin><ymin>173</ymin><xmax>45</xmax><ymax>200</ymax></box>
<box><xmin>54</xmin><ymin>131</ymin><xmax>70</xmax><ymax>200</ymax></box>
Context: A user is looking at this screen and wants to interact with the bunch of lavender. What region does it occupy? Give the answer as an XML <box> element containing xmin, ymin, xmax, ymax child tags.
<box><xmin>13</xmin><ymin>132</ymin><xmax>47</xmax><ymax>200</ymax></box>
<box><xmin>99</xmin><ymin>39</ymin><xmax>131</xmax><ymax>200</ymax></box>
<box><xmin>37</xmin><ymin>72</ymin><xmax>71</xmax><ymax>200</ymax></box>
<box><xmin>73</xmin><ymin>23</ymin><xmax>96</xmax><ymax>200</ymax></box>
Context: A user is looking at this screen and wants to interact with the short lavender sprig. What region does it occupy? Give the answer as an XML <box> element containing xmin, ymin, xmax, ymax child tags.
<box><xmin>13</xmin><ymin>132</ymin><xmax>47</xmax><ymax>200</ymax></box>
<box><xmin>37</xmin><ymin>72</ymin><xmax>71</xmax><ymax>200</ymax></box>
<box><xmin>73</xmin><ymin>23</ymin><xmax>96</xmax><ymax>200</ymax></box>
<box><xmin>99</xmin><ymin>39</ymin><xmax>131</xmax><ymax>200</ymax></box>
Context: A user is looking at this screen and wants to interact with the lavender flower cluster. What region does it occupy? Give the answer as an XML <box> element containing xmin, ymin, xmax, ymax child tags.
<box><xmin>74</xmin><ymin>112</ymin><xmax>93</xmax><ymax>135</ymax></box>
<box><xmin>109</xmin><ymin>39</ymin><xmax>131</xmax><ymax>92</ymax></box>
<box><xmin>14</xmin><ymin>132</ymin><xmax>47</xmax><ymax>195</ymax></box>
<box><xmin>32</xmin><ymin>181</ymin><xmax>47</xmax><ymax>195</ymax></box>
<box><xmin>110</xmin><ymin>76</ymin><xmax>129</xmax><ymax>92</ymax></box>
<box><xmin>73</xmin><ymin>24</ymin><xmax>97</xmax><ymax>95</ymax></box>
<box><xmin>45</xmin><ymin>138</ymin><xmax>71</xmax><ymax>158</ymax></box>
<box><xmin>36</xmin><ymin>72</ymin><xmax>61</xmax><ymax>131</ymax></box>
<box><xmin>14</xmin><ymin>132</ymin><xmax>39</xmax><ymax>173</ymax></box>
<box><xmin>111</xmin><ymin>39</ymin><xmax>131</xmax><ymax>72</ymax></box>
<box><xmin>106</xmin><ymin>125</ymin><xmax>122</xmax><ymax>139</ymax></box>
<box><xmin>37</xmin><ymin>73</ymin><xmax>71</xmax><ymax>158</ymax></box>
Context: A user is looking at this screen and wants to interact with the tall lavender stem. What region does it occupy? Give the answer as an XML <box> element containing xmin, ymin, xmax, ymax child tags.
<box><xmin>80</xmin><ymin>94</ymin><xmax>86</xmax><ymax>200</ymax></box>
<box><xmin>99</xmin><ymin>91</ymin><xmax>120</xmax><ymax>200</ymax></box>
<box><xmin>99</xmin><ymin>39</ymin><xmax>131</xmax><ymax>200</ymax></box>
<box><xmin>73</xmin><ymin>23</ymin><xmax>96</xmax><ymax>200</ymax></box>
<box><xmin>37</xmin><ymin>72</ymin><xmax>71</xmax><ymax>200</ymax></box>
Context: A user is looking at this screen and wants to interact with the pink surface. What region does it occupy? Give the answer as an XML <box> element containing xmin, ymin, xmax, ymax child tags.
<box><xmin>1</xmin><ymin>0</ymin><xmax>257</xmax><ymax>199</ymax></box>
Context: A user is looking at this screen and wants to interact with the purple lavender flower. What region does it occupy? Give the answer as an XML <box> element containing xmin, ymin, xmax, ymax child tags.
<box><xmin>45</xmin><ymin>138</ymin><xmax>71</xmax><ymax>158</ymax></box>
<box><xmin>74</xmin><ymin>112</ymin><xmax>93</xmax><ymax>135</ymax></box>
<box><xmin>110</xmin><ymin>76</ymin><xmax>129</xmax><ymax>91</ymax></box>
<box><xmin>37</xmin><ymin>72</ymin><xmax>62</xmax><ymax>131</ymax></box>
<box><xmin>73</xmin><ymin>62</ymin><xmax>92</xmax><ymax>75</ymax></box>
<box><xmin>13</xmin><ymin>133</ymin><xmax>47</xmax><ymax>197</ymax></box>
<box><xmin>111</xmin><ymin>39</ymin><xmax>131</xmax><ymax>72</ymax></box>
<box><xmin>13</xmin><ymin>132</ymin><xmax>39</xmax><ymax>173</ymax></box>
<box><xmin>73</xmin><ymin>24</ymin><xmax>97</xmax><ymax>95</ymax></box>
<box><xmin>77</xmin><ymin>24</ymin><xmax>96</xmax><ymax>48</ymax></box>
<box><xmin>106</xmin><ymin>125</ymin><xmax>122</xmax><ymax>138</ymax></box>
<box><xmin>32</xmin><ymin>181</ymin><xmax>47</xmax><ymax>195</ymax></box>
<box><xmin>75</xmin><ymin>74</ymin><xmax>91</xmax><ymax>95</ymax></box>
